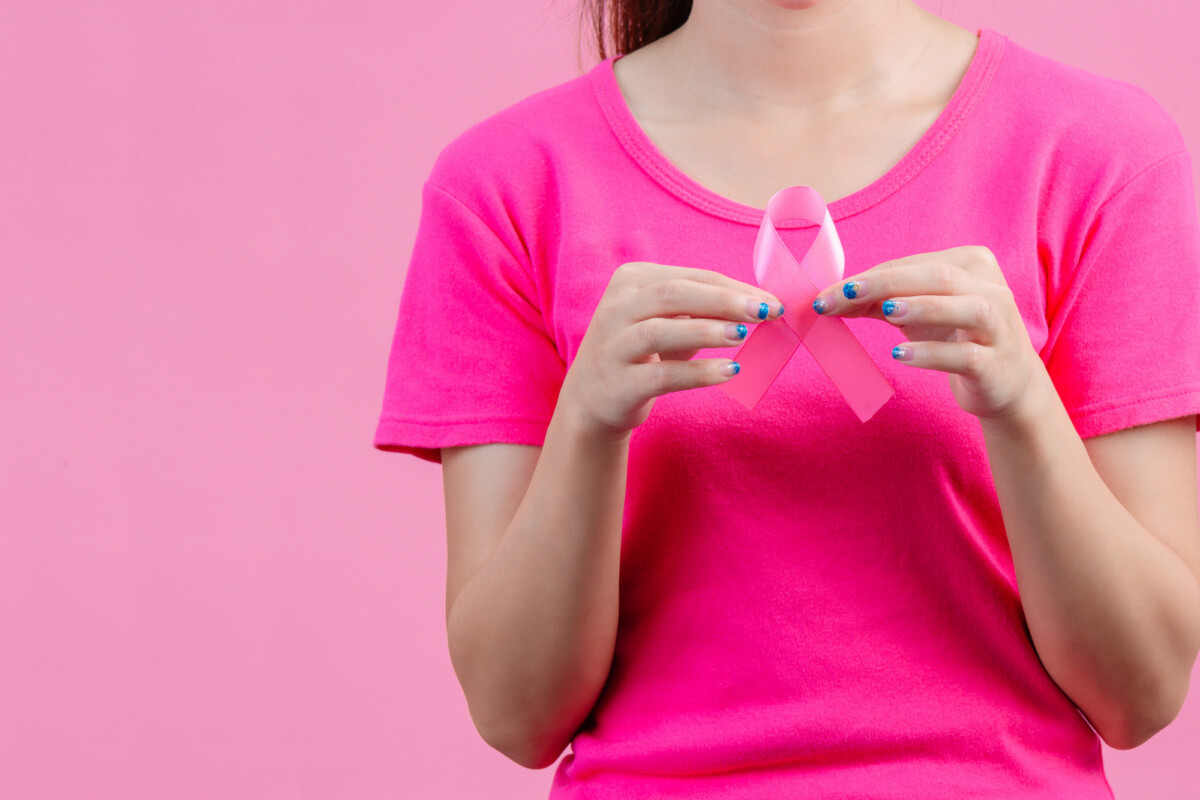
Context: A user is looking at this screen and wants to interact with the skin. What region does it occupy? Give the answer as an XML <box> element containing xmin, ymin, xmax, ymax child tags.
<box><xmin>611</xmin><ymin>0</ymin><xmax>981</xmax><ymax>211</ymax></box>
<box><xmin>443</xmin><ymin>0</ymin><xmax>1200</xmax><ymax>766</ymax></box>
<box><xmin>446</xmin><ymin>269</ymin><xmax>784</xmax><ymax>768</ymax></box>
<box><xmin>812</xmin><ymin>248</ymin><xmax>1200</xmax><ymax>748</ymax></box>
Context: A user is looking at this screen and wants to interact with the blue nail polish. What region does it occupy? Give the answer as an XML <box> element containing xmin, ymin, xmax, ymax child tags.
<box><xmin>882</xmin><ymin>299</ymin><xmax>897</xmax><ymax>316</ymax></box>
<box><xmin>730</xmin><ymin>361</ymin><xmax>740</xmax><ymax>375</ymax></box>
<box><xmin>778</xmin><ymin>304</ymin><xmax>785</xmax><ymax>316</ymax></box>
<box><xmin>735</xmin><ymin>323</ymin><xmax>747</xmax><ymax>339</ymax></box>
<box><xmin>757</xmin><ymin>302</ymin><xmax>769</xmax><ymax>320</ymax></box>
<box><xmin>813</xmin><ymin>297</ymin><xmax>830</xmax><ymax>315</ymax></box>
<box><xmin>843</xmin><ymin>282</ymin><xmax>860</xmax><ymax>299</ymax></box>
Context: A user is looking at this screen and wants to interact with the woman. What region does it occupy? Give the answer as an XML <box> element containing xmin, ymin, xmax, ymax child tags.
<box><xmin>374</xmin><ymin>1</ymin><xmax>1200</xmax><ymax>796</ymax></box>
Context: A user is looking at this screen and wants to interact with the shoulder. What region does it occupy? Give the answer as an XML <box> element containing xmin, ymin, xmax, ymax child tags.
<box><xmin>990</xmin><ymin>33</ymin><xmax>1190</xmax><ymax>198</ymax></box>
<box><xmin>421</xmin><ymin>65</ymin><xmax>605</xmax><ymax>220</ymax></box>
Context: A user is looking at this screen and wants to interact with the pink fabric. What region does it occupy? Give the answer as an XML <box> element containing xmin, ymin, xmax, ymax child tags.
<box><xmin>373</xmin><ymin>27</ymin><xmax>1200</xmax><ymax>798</ymax></box>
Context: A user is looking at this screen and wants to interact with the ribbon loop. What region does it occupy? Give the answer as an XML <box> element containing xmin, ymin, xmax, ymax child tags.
<box><xmin>718</xmin><ymin>186</ymin><xmax>895</xmax><ymax>422</ymax></box>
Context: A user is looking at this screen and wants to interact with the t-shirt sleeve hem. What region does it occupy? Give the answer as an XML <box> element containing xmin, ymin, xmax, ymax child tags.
<box><xmin>1064</xmin><ymin>382</ymin><xmax>1200</xmax><ymax>439</ymax></box>
<box><xmin>372</xmin><ymin>414</ymin><xmax>554</xmax><ymax>464</ymax></box>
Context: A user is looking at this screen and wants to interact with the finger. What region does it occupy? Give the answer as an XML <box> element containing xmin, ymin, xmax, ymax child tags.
<box><xmin>892</xmin><ymin>339</ymin><xmax>992</xmax><ymax>379</ymax></box>
<box><xmin>879</xmin><ymin>295</ymin><xmax>1000</xmax><ymax>345</ymax></box>
<box><xmin>619</xmin><ymin>316</ymin><xmax>751</xmax><ymax>363</ymax></box>
<box><xmin>658</xmin><ymin>315</ymin><xmax>702</xmax><ymax>361</ymax></box>
<box><xmin>630</xmin><ymin>355</ymin><xmax>741</xmax><ymax>399</ymax></box>
<box><xmin>628</xmin><ymin>277</ymin><xmax>784</xmax><ymax>325</ymax></box>
<box><xmin>812</xmin><ymin>261</ymin><xmax>995</xmax><ymax>317</ymax></box>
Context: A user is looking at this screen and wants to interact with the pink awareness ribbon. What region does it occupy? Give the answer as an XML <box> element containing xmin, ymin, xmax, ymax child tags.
<box><xmin>718</xmin><ymin>186</ymin><xmax>895</xmax><ymax>421</ymax></box>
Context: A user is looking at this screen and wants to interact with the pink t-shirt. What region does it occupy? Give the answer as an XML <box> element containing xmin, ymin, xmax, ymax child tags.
<box><xmin>374</xmin><ymin>27</ymin><xmax>1200</xmax><ymax>798</ymax></box>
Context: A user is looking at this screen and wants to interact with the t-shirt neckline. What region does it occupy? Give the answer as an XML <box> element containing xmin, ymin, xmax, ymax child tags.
<box><xmin>591</xmin><ymin>27</ymin><xmax>1007</xmax><ymax>228</ymax></box>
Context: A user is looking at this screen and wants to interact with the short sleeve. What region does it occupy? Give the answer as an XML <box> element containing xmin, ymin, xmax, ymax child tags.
<box><xmin>1042</xmin><ymin>148</ymin><xmax>1200</xmax><ymax>438</ymax></box>
<box><xmin>372</xmin><ymin>180</ymin><xmax>566</xmax><ymax>464</ymax></box>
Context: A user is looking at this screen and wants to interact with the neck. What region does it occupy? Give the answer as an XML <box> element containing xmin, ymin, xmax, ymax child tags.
<box><xmin>658</xmin><ymin>0</ymin><xmax>940</xmax><ymax>120</ymax></box>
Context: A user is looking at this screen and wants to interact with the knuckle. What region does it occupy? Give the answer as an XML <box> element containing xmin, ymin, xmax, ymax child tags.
<box><xmin>613</xmin><ymin>261</ymin><xmax>650</xmax><ymax>291</ymax></box>
<box><xmin>653</xmin><ymin>278</ymin><xmax>684</xmax><ymax>309</ymax></box>
<box><xmin>715</xmin><ymin>320</ymin><xmax>735</xmax><ymax>346</ymax></box>
<box><xmin>726</xmin><ymin>289</ymin><xmax>743</xmax><ymax>317</ymax></box>
<box><xmin>610</xmin><ymin>262</ymin><xmax>633</xmax><ymax>287</ymax></box>
<box><xmin>962</xmin><ymin>342</ymin><xmax>986</xmax><ymax>374</ymax></box>
<box><xmin>933</xmin><ymin>263</ymin><xmax>957</xmax><ymax>292</ymax></box>
<box><xmin>971</xmin><ymin>245</ymin><xmax>998</xmax><ymax>270</ymax></box>
<box><xmin>650</xmin><ymin>361</ymin><xmax>674</xmax><ymax>393</ymax></box>
<box><xmin>636</xmin><ymin>318</ymin><xmax>662</xmax><ymax>353</ymax></box>
<box><xmin>974</xmin><ymin>297</ymin><xmax>995</xmax><ymax>327</ymax></box>
<box><xmin>711</xmin><ymin>360</ymin><xmax>731</xmax><ymax>385</ymax></box>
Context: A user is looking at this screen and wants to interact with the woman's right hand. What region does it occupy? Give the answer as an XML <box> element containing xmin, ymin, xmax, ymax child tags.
<box><xmin>560</xmin><ymin>261</ymin><xmax>785</xmax><ymax>437</ymax></box>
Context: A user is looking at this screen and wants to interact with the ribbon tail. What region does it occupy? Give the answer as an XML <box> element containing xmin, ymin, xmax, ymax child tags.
<box><xmin>804</xmin><ymin>316</ymin><xmax>895</xmax><ymax>422</ymax></box>
<box><xmin>717</xmin><ymin>317</ymin><xmax>802</xmax><ymax>410</ymax></box>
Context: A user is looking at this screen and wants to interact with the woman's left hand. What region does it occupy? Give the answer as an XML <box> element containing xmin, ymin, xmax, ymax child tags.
<box><xmin>811</xmin><ymin>245</ymin><xmax>1047</xmax><ymax>424</ymax></box>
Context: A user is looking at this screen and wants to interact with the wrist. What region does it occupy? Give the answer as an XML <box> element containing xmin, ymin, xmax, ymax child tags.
<box><xmin>553</xmin><ymin>382</ymin><xmax>634</xmax><ymax>450</ymax></box>
<box><xmin>978</xmin><ymin>353</ymin><xmax>1062</xmax><ymax>441</ymax></box>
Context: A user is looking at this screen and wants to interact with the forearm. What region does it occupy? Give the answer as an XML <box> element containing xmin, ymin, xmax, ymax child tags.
<box><xmin>447</xmin><ymin>387</ymin><xmax>629</xmax><ymax>769</ymax></box>
<box><xmin>978</xmin><ymin>367</ymin><xmax>1200</xmax><ymax>749</ymax></box>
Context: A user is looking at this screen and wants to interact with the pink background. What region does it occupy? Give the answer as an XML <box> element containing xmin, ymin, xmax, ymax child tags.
<box><xmin>1</xmin><ymin>1</ymin><xmax>1196</xmax><ymax>797</ymax></box>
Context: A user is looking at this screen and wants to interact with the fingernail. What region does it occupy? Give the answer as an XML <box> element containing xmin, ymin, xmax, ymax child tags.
<box><xmin>843</xmin><ymin>280</ymin><xmax>868</xmax><ymax>299</ymax></box>
<box><xmin>721</xmin><ymin>360</ymin><xmax>741</xmax><ymax>377</ymax></box>
<box><xmin>778</xmin><ymin>304</ymin><xmax>785</xmax><ymax>316</ymax></box>
<box><xmin>747</xmin><ymin>299</ymin><xmax>770</xmax><ymax>319</ymax></box>
<box><xmin>812</xmin><ymin>295</ymin><xmax>833</xmax><ymax>314</ymax></box>
<box><xmin>725</xmin><ymin>323</ymin><xmax>748</xmax><ymax>341</ymax></box>
<box><xmin>881</xmin><ymin>299</ymin><xmax>907</xmax><ymax>318</ymax></box>
<box><xmin>892</xmin><ymin>344</ymin><xmax>913</xmax><ymax>361</ymax></box>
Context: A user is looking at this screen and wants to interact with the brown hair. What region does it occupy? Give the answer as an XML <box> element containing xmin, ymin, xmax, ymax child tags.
<box><xmin>579</xmin><ymin>0</ymin><xmax>693</xmax><ymax>64</ymax></box>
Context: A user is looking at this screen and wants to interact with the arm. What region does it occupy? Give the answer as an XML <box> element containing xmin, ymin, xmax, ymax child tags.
<box><xmin>809</xmin><ymin>241</ymin><xmax>1200</xmax><ymax>750</ymax></box>
<box><xmin>443</xmin><ymin>392</ymin><xmax>631</xmax><ymax>770</ymax></box>
<box><xmin>441</xmin><ymin>261</ymin><xmax>782</xmax><ymax>769</ymax></box>
<box><xmin>978</xmin><ymin>367</ymin><xmax>1200</xmax><ymax>750</ymax></box>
